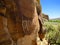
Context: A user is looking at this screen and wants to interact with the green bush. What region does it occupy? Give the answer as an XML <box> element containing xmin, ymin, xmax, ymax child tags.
<box><xmin>49</xmin><ymin>20</ymin><xmax>60</xmax><ymax>23</ymax></box>
<box><xmin>44</xmin><ymin>22</ymin><xmax>60</xmax><ymax>43</ymax></box>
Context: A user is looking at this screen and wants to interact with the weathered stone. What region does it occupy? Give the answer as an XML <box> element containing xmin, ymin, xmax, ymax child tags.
<box><xmin>0</xmin><ymin>0</ymin><xmax>43</xmax><ymax>45</ymax></box>
<box><xmin>42</xmin><ymin>13</ymin><xmax>49</xmax><ymax>20</ymax></box>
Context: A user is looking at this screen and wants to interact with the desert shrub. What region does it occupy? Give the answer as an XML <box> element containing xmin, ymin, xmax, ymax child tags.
<box><xmin>49</xmin><ymin>20</ymin><xmax>60</xmax><ymax>23</ymax></box>
<box><xmin>58</xmin><ymin>24</ymin><xmax>60</xmax><ymax>31</ymax></box>
<box><xmin>44</xmin><ymin>22</ymin><xmax>60</xmax><ymax>43</ymax></box>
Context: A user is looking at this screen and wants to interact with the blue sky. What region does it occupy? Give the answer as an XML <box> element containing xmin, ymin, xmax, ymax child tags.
<box><xmin>40</xmin><ymin>0</ymin><xmax>60</xmax><ymax>19</ymax></box>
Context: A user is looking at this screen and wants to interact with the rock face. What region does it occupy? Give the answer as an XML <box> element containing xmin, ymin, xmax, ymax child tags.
<box><xmin>42</xmin><ymin>14</ymin><xmax>49</xmax><ymax>21</ymax></box>
<box><xmin>0</xmin><ymin>0</ymin><xmax>43</xmax><ymax>45</ymax></box>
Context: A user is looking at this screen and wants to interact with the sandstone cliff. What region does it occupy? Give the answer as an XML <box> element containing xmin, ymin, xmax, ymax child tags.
<box><xmin>0</xmin><ymin>0</ymin><xmax>44</xmax><ymax>45</ymax></box>
<box><xmin>42</xmin><ymin>13</ymin><xmax>49</xmax><ymax>21</ymax></box>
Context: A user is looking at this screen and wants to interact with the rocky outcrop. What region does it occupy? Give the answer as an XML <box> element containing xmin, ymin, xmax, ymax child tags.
<box><xmin>42</xmin><ymin>13</ymin><xmax>49</xmax><ymax>21</ymax></box>
<box><xmin>0</xmin><ymin>0</ymin><xmax>44</xmax><ymax>45</ymax></box>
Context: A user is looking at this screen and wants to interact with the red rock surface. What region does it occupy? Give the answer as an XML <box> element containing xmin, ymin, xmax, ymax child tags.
<box><xmin>0</xmin><ymin>0</ymin><xmax>43</xmax><ymax>45</ymax></box>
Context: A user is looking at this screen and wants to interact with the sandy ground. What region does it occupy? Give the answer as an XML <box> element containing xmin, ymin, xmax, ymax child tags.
<box><xmin>37</xmin><ymin>37</ymin><xmax>48</xmax><ymax>45</ymax></box>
